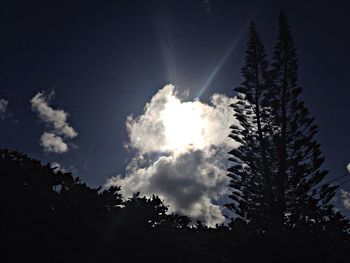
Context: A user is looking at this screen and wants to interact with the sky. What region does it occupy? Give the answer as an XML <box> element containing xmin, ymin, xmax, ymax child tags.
<box><xmin>0</xmin><ymin>0</ymin><xmax>350</xmax><ymax>223</ymax></box>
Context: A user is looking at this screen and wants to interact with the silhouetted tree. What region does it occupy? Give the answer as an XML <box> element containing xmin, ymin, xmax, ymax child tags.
<box><xmin>227</xmin><ymin>11</ymin><xmax>350</xmax><ymax>243</ymax></box>
<box><xmin>226</xmin><ymin>22</ymin><xmax>274</xmax><ymax>231</ymax></box>
<box><xmin>269</xmin><ymin>11</ymin><xmax>348</xmax><ymax>233</ymax></box>
<box><xmin>0</xmin><ymin>148</ymin><xmax>196</xmax><ymax>262</ymax></box>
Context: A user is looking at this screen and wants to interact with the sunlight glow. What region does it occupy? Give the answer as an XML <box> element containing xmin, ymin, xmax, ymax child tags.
<box><xmin>161</xmin><ymin>96</ymin><xmax>205</xmax><ymax>152</ymax></box>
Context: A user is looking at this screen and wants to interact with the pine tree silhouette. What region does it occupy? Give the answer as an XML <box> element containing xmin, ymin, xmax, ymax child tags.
<box><xmin>269</xmin><ymin>11</ymin><xmax>347</xmax><ymax>232</ymax></box>
<box><xmin>226</xmin><ymin>22</ymin><xmax>274</xmax><ymax>231</ymax></box>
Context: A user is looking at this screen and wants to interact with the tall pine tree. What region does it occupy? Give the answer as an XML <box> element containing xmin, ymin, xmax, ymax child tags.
<box><xmin>227</xmin><ymin>22</ymin><xmax>273</xmax><ymax>231</ymax></box>
<box><xmin>269</xmin><ymin>11</ymin><xmax>344</xmax><ymax>230</ymax></box>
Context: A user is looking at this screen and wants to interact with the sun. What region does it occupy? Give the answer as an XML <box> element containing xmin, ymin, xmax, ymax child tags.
<box><xmin>161</xmin><ymin>96</ymin><xmax>205</xmax><ymax>152</ymax></box>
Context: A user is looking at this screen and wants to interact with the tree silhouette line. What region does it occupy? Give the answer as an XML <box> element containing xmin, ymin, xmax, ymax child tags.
<box><xmin>1</xmin><ymin>12</ymin><xmax>350</xmax><ymax>262</ymax></box>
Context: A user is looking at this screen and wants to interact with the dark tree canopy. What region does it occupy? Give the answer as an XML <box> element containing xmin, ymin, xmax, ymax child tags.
<box><xmin>1</xmin><ymin>146</ymin><xmax>349</xmax><ymax>262</ymax></box>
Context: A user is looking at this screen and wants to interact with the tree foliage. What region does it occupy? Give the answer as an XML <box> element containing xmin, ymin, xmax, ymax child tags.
<box><xmin>226</xmin><ymin>21</ymin><xmax>274</xmax><ymax>230</ymax></box>
<box><xmin>227</xmin><ymin>11</ymin><xmax>350</xmax><ymax>238</ymax></box>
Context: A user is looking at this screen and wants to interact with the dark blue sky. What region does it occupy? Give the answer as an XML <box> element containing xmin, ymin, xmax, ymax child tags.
<box><xmin>0</xmin><ymin>0</ymin><xmax>349</xmax><ymax>192</ymax></box>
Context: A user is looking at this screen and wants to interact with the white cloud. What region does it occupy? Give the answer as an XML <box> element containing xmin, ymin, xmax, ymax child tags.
<box><xmin>31</xmin><ymin>91</ymin><xmax>77</xmax><ymax>153</ymax></box>
<box><xmin>347</xmin><ymin>163</ymin><xmax>350</xmax><ymax>173</ymax></box>
<box><xmin>40</xmin><ymin>132</ymin><xmax>68</xmax><ymax>153</ymax></box>
<box><xmin>31</xmin><ymin>91</ymin><xmax>77</xmax><ymax>138</ymax></box>
<box><xmin>0</xmin><ymin>98</ymin><xmax>9</xmax><ymax>119</ymax></box>
<box><xmin>106</xmin><ymin>84</ymin><xmax>238</xmax><ymax>226</ymax></box>
<box><xmin>340</xmin><ymin>189</ymin><xmax>350</xmax><ymax>210</ymax></box>
<box><xmin>126</xmin><ymin>85</ymin><xmax>237</xmax><ymax>154</ymax></box>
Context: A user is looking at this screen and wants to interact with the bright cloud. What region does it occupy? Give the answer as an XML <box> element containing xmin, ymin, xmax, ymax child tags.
<box><xmin>31</xmin><ymin>91</ymin><xmax>77</xmax><ymax>153</ymax></box>
<box><xmin>31</xmin><ymin>91</ymin><xmax>77</xmax><ymax>138</ymax></box>
<box><xmin>40</xmin><ymin>132</ymin><xmax>68</xmax><ymax>153</ymax></box>
<box><xmin>106</xmin><ymin>84</ymin><xmax>238</xmax><ymax>226</ymax></box>
<box><xmin>126</xmin><ymin>85</ymin><xmax>236</xmax><ymax>154</ymax></box>
<box><xmin>0</xmin><ymin>98</ymin><xmax>9</xmax><ymax>119</ymax></box>
<box><xmin>347</xmin><ymin>163</ymin><xmax>350</xmax><ymax>173</ymax></box>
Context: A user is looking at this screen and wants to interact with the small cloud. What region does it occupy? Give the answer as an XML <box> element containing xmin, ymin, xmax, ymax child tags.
<box><xmin>0</xmin><ymin>98</ymin><xmax>9</xmax><ymax>119</ymax></box>
<box><xmin>31</xmin><ymin>91</ymin><xmax>77</xmax><ymax>153</ymax></box>
<box><xmin>31</xmin><ymin>91</ymin><xmax>77</xmax><ymax>138</ymax></box>
<box><xmin>340</xmin><ymin>189</ymin><xmax>350</xmax><ymax>210</ymax></box>
<box><xmin>40</xmin><ymin>132</ymin><xmax>68</xmax><ymax>153</ymax></box>
<box><xmin>347</xmin><ymin>163</ymin><xmax>350</xmax><ymax>173</ymax></box>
